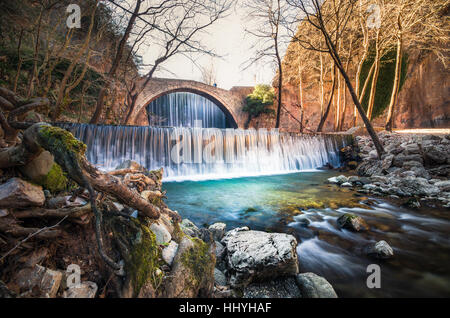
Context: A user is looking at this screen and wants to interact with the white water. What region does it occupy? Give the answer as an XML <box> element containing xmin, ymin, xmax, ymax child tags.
<box><xmin>59</xmin><ymin>123</ymin><xmax>347</xmax><ymax>181</ymax></box>
<box><xmin>146</xmin><ymin>92</ymin><xmax>229</xmax><ymax>128</ymax></box>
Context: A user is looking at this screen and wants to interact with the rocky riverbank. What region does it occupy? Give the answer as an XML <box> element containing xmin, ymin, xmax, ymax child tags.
<box><xmin>336</xmin><ymin>131</ymin><xmax>450</xmax><ymax>209</ymax></box>
<box><xmin>179</xmin><ymin>220</ymin><xmax>338</xmax><ymax>298</ymax></box>
<box><xmin>0</xmin><ymin>156</ymin><xmax>338</xmax><ymax>299</ymax></box>
<box><xmin>0</xmin><ymin>159</ymin><xmax>216</xmax><ymax>298</ymax></box>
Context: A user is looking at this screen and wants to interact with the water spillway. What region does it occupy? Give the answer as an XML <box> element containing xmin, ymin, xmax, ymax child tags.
<box><xmin>146</xmin><ymin>92</ymin><xmax>232</xmax><ymax>128</ymax></box>
<box><xmin>59</xmin><ymin>123</ymin><xmax>347</xmax><ymax>181</ymax></box>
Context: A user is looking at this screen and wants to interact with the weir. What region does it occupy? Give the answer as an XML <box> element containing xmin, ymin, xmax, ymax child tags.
<box><xmin>146</xmin><ymin>92</ymin><xmax>231</xmax><ymax>128</ymax></box>
<box><xmin>59</xmin><ymin>123</ymin><xmax>347</xmax><ymax>181</ymax></box>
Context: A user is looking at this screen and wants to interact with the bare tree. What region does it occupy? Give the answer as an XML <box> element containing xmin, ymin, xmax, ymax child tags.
<box><xmin>50</xmin><ymin>1</ymin><xmax>97</xmax><ymax>121</ymax></box>
<box><xmin>112</xmin><ymin>0</ymin><xmax>232</xmax><ymax>125</ymax></box>
<box><xmin>385</xmin><ymin>0</ymin><xmax>449</xmax><ymax>131</ymax></box>
<box><xmin>243</xmin><ymin>0</ymin><xmax>288</xmax><ymax>128</ymax></box>
<box><xmin>89</xmin><ymin>0</ymin><xmax>144</xmax><ymax>124</ymax></box>
<box><xmin>199</xmin><ymin>58</ymin><xmax>218</xmax><ymax>86</ymax></box>
<box><xmin>287</xmin><ymin>0</ymin><xmax>385</xmax><ymax>157</ymax></box>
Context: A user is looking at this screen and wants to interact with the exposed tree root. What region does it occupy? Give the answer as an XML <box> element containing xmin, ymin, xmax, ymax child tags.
<box><xmin>0</xmin><ymin>87</ymin><xmax>171</xmax><ymax>271</ymax></box>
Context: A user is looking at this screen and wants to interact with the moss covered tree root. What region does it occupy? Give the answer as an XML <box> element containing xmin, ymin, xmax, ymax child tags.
<box><xmin>0</xmin><ymin>122</ymin><xmax>167</xmax><ymax>271</ymax></box>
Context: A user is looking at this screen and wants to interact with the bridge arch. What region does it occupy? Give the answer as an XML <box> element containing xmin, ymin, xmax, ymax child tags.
<box><xmin>127</xmin><ymin>78</ymin><xmax>249</xmax><ymax>128</ymax></box>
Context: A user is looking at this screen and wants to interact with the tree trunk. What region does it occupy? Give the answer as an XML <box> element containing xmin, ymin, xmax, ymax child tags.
<box><xmin>317</xmin><ymin>64</ymin><xmax>336</xmax><ymax>132</ymax></box>
<box><xmin>319</xmin><ymin>51</ymin><xmax>325</xmax><ymax>116</ymax></box>
<box><xmin>339</xmin><ymin>39</ymin><xmax>352</xmax><ymax>131</ymax></box>
<box><xmin>385</xmin><ymin>33</ymin><xmax>403</xmax><ymax>131</ymax></box>
<box><xmin>366</xmin><ymin>31</ymin><xmax>381</xmax><ymax>120</ymax></box>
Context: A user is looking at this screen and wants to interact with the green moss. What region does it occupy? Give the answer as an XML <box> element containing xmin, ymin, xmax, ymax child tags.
<box><xmin>36</xmin><ymin>163</ymin><xmax>68</xmax><ymax>193</ymax></box>
<box><xmin>181</xmin><ymin>237</ymin><xmax>214</xmax><ymax>288</ymax></box>
<box><xmin>244</xmin><ymin>207</ymin><xmax>258</xmax><ymax>213</ymax></box>
<box><xmin>359</xmin><ymin>48</ymin><xmax>409</xmax><ymax>119</ymax></box>
<box><xmin>172</xmin><ymin>221</ymin><xmax>186</xmax><ymax>243</ymax></box>
<box><xmin>125</xmin><ymin>222</ymin><xmax>162</xmax><ymax>296</ymax></box>
<box><xmin>38</xmin><ymin>125</ymin><xmax>87</xmax><ymax>156</ymax></box>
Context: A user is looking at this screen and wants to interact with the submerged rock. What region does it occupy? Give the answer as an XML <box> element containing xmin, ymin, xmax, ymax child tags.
<box><xmin>0</xmin><ymin>178</ymin><xmax>45</xmax><ymax>208</ymax></box>
<box><xmin>221</xmin><ymin>228</ymin><xmax>299</xmax><ymax>287</ymax></box>
<box><xmin>365</xmin><ymin>240</ymin><xmax>394</xmax><ymax>259</ymax></box>
<box><xmin>295</xmin><ymin>272</ymin><xmax>338</xmax><ymax>298</ymax></box>
<box><xmin>337</xmin><ymin>213</ymin><xmax>368</xmax><ymax>231</ymax></box>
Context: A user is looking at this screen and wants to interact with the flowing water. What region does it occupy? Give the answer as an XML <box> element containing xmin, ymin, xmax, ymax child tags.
<box><xmin>59</xmin><ymin>122</ymin><xmax>450</xmax><ymax>297</ymax></box>
<box><xmin>60</xmin><ymin>123</ymin><xmax>346</xmax><ymax>181</ymax></box>
<box><xmin>146</xmin><ymin>92</ymin><xmax>231</xmax><ymax>128</ymax></box>
<box><xmin>163</xmin><ymin>172</ymin><xmax>450</xmax><ymax>298</ymax></box>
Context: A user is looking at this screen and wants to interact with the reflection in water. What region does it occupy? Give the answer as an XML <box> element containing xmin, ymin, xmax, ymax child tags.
<box><xmin>163</xmin><ymin>171</ymin><xmax>450</xmax><ymax>298</ymax></box>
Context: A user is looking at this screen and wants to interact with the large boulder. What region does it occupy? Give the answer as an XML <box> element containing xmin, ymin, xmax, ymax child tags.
<box><xmin>221</xmin><ymin>227</ymin><xmax>299</xmax><ymax>287</ymax></box>
<box><xmin>295</xmin><ymin>273</ymin><xmax>337</xmax><ymax>298</ymax></box>
<box><xmin>0</xmin><ymin>178</ymin><xmax>45</xmax><ymax>208</ymax></box>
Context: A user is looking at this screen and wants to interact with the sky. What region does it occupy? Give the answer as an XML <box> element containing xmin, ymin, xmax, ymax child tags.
<box><xmin>138</xmin><ymin>3</ymin><xmax>285</xmax><ymax>90</ymax></box>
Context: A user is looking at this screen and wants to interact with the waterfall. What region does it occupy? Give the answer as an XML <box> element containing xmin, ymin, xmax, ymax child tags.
<box><xmin>147</xmin><ymin>92</ymin><xmax>230</xmax><ymax>128</ymax></box>
<box><xmin>58</xmin><ymin>123</ymin><xmax>347</xmax><ymax>181</ymax></box>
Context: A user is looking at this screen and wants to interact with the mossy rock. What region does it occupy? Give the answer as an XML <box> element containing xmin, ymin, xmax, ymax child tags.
<box><xmin>106</xmin><ymin>216</ymin><xmax>163</xmax><ymax>297</ymax></box>
<box><xmin>35</xmin><ymin>163</ymin><xmax>69</xmax><ymax>193</ymax></box>
<box><xmin>163</xmin><ymin>236</ymin><xmax>215</xmax><ymax>297</ymax></box>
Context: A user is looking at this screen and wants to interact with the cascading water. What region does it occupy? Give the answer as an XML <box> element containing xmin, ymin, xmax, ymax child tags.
<box><xmin>58</xmin><ymin>123</ymin><xmax>347</xmax><ymax>181</ymax></box>
<box><xmin>146</xmin><ymin>92</ymin><xmax>231</xmax><ymax>128</ymax></box>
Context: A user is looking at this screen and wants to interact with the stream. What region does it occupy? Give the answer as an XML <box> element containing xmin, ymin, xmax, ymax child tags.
<box><xmin>163</xmin><ymin>171</ymin><xmax>450</xmax><ymax>298</ymax></box>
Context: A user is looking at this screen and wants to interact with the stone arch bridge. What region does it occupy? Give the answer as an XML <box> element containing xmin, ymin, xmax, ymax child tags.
<box><xmin>127</xmin><ymin>78</ymin><xmax>252</xmax><ymax>128</ymax></box>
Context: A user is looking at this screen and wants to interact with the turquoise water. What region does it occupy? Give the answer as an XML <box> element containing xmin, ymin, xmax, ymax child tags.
<box><xmin>163</xmin><ymin>171</ymin><xmax>450</xmax><ymax>298</ymax></box>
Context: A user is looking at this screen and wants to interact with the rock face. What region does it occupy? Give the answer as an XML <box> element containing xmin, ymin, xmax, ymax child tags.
<box><xmin>221</xmin><ymin>227</ymin><xmax>299</xmax><ymax>287</ymax></box>
<box><xmin>63</xmin><ymin>281</ymin><xmax>98</xmax><ymax>298</ymax></box>
<box><xmin>0</xmin><ymin>178</ymin><xmax>45</xmax><ymax>208</ymax></box>
<box><xmin>337</xmin><ymin>213</ymin><xmax>368</xmax><ymax>231</ymax></box>
<box><xmin>365</xmin><ymin>240</ymin><xmax>394</xmax><ymax>259</ymax></box>
<box><xmin>295</xmin><ymin>273</ymin><xmax>338</xmax><ymax>298</ymax></box>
